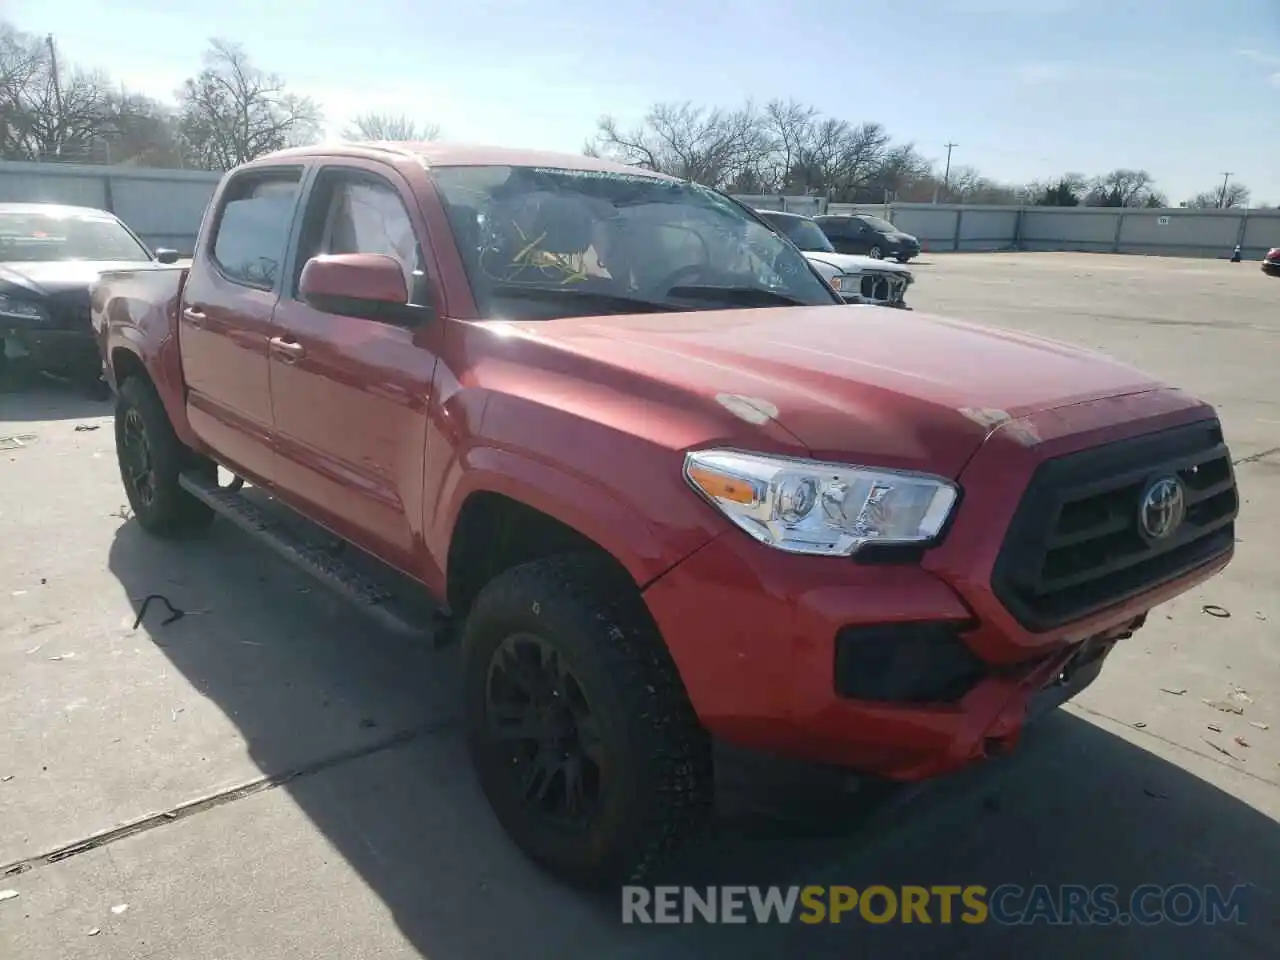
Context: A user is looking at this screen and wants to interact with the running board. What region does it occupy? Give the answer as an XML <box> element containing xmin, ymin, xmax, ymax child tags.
<box><xmin>178</xmin><ymin>471</ymin><xmax>447</xmax><ymax>646</ymax></box>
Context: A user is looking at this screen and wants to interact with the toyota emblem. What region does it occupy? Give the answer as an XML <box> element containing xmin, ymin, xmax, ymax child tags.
<box><xmin>1139</xmin><ymin>476</ymin><xmax>1185</xmax><ymax>541</ymax></box>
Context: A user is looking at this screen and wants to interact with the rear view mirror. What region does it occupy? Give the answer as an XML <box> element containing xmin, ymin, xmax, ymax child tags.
<box><xmin>155</xmin><ymin>248</ymin><xmax>180</xmax><ymax>264</ymax></box>
<box><xmin>299</xmin><ymin>253</ymin><xmax>432</xmax><ymax>326</ymax></box>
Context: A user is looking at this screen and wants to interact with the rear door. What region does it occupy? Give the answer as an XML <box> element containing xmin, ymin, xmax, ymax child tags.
<box><xmin>817</xmin><ymin>216</ymin><xmax>857</xmax><ymax>254</ymax></box>
<box><xmin>268</xmin><ymin>161</ymin><xmax>441</xmax><ymax>574</ymax></box>
<box><xmin>180</xmin><ymin>167</ymin><xmax>304</xmax><ymax>484</ymax></box>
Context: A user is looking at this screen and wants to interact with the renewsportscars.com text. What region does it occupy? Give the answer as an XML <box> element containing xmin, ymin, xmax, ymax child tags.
<box><xmin>621</xmin><ymin>884</ymin><xmax>1250</xmax><ymax>926</ymax></box>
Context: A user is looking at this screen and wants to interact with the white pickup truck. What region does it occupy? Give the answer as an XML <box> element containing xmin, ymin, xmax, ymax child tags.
<box><xmin>756</xmin><ymin>208</ymin><xmax>913</xmax><ymax>308</ymax></box>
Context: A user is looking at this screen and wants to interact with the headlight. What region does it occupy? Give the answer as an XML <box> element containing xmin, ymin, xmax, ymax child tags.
<box><xmin>828</xmin><ymin>274</ymin><xmax>858</xmax><ymax>293</ymax></box>
<box><xmin>0</xmin><ymin>293</ymin><xmax>48</xmax><ymax>323</ymax></box>
<box><xmin>684</xmin><ymin>449</ymin><xmax>959</xmax><ymax>556</ymax></box>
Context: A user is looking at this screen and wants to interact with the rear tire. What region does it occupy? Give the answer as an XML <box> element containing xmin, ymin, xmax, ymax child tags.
<box><xmin>868</xmin><ymin>245</ymin><xmax>884</xmax><ymax>259</ymax></box>
<box><xmin>461</xmin><ymin>553</ymin><xmax>713</xmax><ymax>888</ymax></box>
<box><xmin>115</xmin><ymin>375</ymin><xmax>215</xmax><ymax>537</ymax></box>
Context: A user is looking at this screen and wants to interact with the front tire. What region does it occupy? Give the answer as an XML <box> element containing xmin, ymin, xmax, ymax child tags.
<box><xmin>115</xmin><ymin>375</ymin><xmax>215</xmax><ymax>537</ymax></box>
<box><xmin>461</xmin><ymin>553</ymin><xmax>713</xmax><ymax>888</ymax></box>
<box><xmin>868</xmin><ymin>245</ymin><xmax>884</xmax><ymax>259</ymax></box>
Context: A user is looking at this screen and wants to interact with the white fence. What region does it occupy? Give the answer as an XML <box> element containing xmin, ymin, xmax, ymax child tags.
<box><xmin>733</xmin><ymin>194</ymin><xmax>1280</xmax><ymax>260</ymax></box>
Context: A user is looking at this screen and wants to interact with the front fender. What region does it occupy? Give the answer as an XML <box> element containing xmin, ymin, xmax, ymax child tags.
<box><xmin>432</xmin><ymin>443</ymin><xmax>722</xmax><ymax>591</ymax></box>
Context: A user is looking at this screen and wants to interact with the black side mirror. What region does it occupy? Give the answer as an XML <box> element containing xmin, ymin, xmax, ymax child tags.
<box><xmin>155</xmin><ymin>248</ymin><xmax>180</xmax><ymax>264</ymax></box>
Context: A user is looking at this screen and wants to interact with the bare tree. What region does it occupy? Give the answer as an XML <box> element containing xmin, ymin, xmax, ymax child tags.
<box><xmin>342</xmin><ymin>111</ymin><xmax>439</xmax><ymax>142</ymax></box>
<box><xmin>1185</xmin><ymin>182</ymin><xmax>1251</xmax><ymax>209</ymax></box>
<box><xmin>1085</xmin><ymin>168</ymin><xmax>1163</xmax><ymax>207</ymax></box>
<box><xmin>177</xmin><ymin>39</ymin><xmax>321</xmax><ymax>170</ymax></box>
<box><xmin>589</xmin><ymin>101</ymin><xmax>769</xmax><ymax>189</ymax></box>
<box><xmin>0</xmin><ymin>29</ymin><xmax>116</xmax><ymax>162</ymax></box>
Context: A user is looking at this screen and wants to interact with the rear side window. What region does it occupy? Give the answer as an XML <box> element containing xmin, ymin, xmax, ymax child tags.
<box><xmin>210</xmin><ymin>170</ymin><xmax>302</xmax><ymax>289</ymax></box>
<box><xmin>817</xmin><ymin>217</ymin><xmax>846</xmax><ymax>238</ymax></box>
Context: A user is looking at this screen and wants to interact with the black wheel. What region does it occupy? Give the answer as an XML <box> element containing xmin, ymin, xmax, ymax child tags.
<box><xmin>461</xmin><ymin>553</ymin><xmax>713</xmax><ymax>888</ymax></box>
<box><xmin>115</xmin><ymin>375</ymin><xmax>215</xmax><ymax>537</ymax></box>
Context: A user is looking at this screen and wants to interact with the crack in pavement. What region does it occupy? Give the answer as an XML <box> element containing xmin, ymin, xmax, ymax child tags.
<box><xmin>1233</xmin><ymin>445</ymin><xmax>1280</xmax><ymax>466</ymax></box>
<box><xmin>0</xmin><ymin>718</ymin><xmax>457</xmax><ymax>880</ymax></box>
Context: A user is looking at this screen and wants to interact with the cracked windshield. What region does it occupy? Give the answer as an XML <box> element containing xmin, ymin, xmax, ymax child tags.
<box><xmin>0</xmin><ymin>2</ymin><xmax>1275</xmax><ymax>960</ymax></box>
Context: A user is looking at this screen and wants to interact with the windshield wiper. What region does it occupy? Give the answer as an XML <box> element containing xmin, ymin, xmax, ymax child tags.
<box><xmin>490</xmin><ymin>283</ymin><xmax>688</xmax><ymax>315</ymax></box>
<box><xmin>665</xmin><ymin>285</ymin><xmax>814</xmax><ymax>307</ymax></box>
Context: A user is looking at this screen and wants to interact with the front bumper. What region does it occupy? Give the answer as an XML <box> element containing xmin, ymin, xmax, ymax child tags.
<box><xmin>1262</xmin><ymin>260</ymin><xmax>1280</xmax><ymax>275</ymax></box>
<box><xmin>2</xmin><ymin>324</ymin><xmax>100</xmax><ymax>375</ymax></box>
<box><xmin>644</xmin><ymin>392</ymin><xmax>1234</xmax><ymax>781</ymax></box>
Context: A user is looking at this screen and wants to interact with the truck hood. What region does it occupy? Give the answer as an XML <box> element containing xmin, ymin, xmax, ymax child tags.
<box><xmin>491</xmin><ymin>304</ymin><xmax>1165</xmax><ymax>478</ymax></box>
<box><xmin>804</xmin><ymin>251</ymin><xmax>912</xmax><ymax>277</ymax></box>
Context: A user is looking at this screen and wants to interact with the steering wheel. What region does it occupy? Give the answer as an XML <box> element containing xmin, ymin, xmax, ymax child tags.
<box><xmin>653</xmin><ymin>264</ymin><xmax>717</xmax><ymax>297</ymax></box>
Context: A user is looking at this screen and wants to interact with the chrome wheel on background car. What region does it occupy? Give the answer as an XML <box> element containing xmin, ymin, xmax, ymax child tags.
<box><xmin>868</xmin><ymin>245</ymin><xmax>883</xmax><ymax>259</ymax></box>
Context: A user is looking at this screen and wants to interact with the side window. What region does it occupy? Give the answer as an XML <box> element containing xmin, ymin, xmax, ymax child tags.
<box><xmin>817</xmin><ymin>218</ymin><xmax>844</xmax><ymax>239</ymax></box>
<box><xmin>296</xmin><ymin>170</ymin><xmax>427</xmax><ymax>306</ymax></box>
<box><xmin>210</xmin><ymin>171</ymin><xmax>301</xmax><ymax>289</ymax></box>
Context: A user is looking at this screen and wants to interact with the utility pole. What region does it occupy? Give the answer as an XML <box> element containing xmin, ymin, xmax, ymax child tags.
<box><xmin>46</xmin><ymin>34</ymin><xmax>62</xmax><ymax>160</ymax></box>
<box><xmin>1218</xmin><ymin>171</ymin><xmax>1233</xmax><ymax>208</ymax></box>
<box><xmin>942</xmin><ymin>142</ymin><xmax>958</xmax><ymax>200</ymax></box>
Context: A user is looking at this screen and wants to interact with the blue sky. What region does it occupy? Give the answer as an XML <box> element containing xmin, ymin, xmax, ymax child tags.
<box><xmin>5</xmin><ymin>0</ymin><xmax>1278</xmax><ymax>203</ymax></box>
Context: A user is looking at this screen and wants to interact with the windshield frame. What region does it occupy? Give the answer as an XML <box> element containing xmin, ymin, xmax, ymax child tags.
<box><xmin>428</xmin><ymin>165</ymin><xmax>842</xmax><ymax>320</ymax></box>
<box><xmin>0</xmin><ymin>208</ymin><xmax>155</xmax><ymax>264</ymax></box>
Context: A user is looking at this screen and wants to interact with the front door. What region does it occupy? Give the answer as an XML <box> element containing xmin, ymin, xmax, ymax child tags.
<box><xmin>268</xmin><ymin>162</ymin><xmax>441</xmax><ymax>575</ymax></box>
<box><xmin>180</xmin><ymin>167</ymin><xmax>304</xmax><ymax>484</ymax></box>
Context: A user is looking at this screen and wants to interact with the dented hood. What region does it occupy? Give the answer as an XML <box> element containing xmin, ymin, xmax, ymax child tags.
<box><xmin>490</xmin><ymin>304</ymin><xmax>1164</xmax><ymax>478</ymax></box>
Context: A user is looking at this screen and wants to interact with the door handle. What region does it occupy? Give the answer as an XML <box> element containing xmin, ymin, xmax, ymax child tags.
<box><xmin>269</xmin><ymin>336</ymin><xmax>306</xmax><ymax>363</ymax></box>
<box><xmin>182</xmin><ymin>307</ymin><xmax>207</xmax><ymax>328</ymax></box>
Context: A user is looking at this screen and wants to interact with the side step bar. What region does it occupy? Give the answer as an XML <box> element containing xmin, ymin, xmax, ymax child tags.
<box><xmin>178</xmin><ymin>471</ymin><xmax>447</xmax><ymax>646</ymax></box>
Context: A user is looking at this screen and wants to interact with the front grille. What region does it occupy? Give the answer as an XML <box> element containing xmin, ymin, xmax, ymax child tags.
<box><xmin>859</xmin><ymin>273</ymin><xmax>905</xmax><ymax>303</ymax></box>
<box><xmin>991</xmin><ymin>419</ymin><xmax>1238</xmax><ymax>631</ymax></box>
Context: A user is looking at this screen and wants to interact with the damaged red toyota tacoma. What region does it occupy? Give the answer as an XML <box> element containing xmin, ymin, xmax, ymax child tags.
<box><xmin>92</xmin><ymin>142</ymin><xmax>1239</xmax><ymax>888</ymax></box>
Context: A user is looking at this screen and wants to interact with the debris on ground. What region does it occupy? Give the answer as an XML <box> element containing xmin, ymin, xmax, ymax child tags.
<box><xmin>0</xmin><ymin>889</ymin><xmax>17</xmax><ymax>902</ymax></box>
<box><xmin>1229</xmin><ymin>686</ymin><xmax>1253</xmax><ymax>704</ymax></box>
<box><xmin>1249</xmin><ymin>721</ymin><xmax>1269</xmax><ymax>731</ymax></box>
<box><xmin>1133</xmin><ymin>721</ymin><xmax>1147</xmax><ymax>728</ymax></box>
<box><xmin>73</xmin><ymin>424</ymin><xmax>100</xmax><ymax>432</ymax></box>
<box><xmin>1207</xmin><ymin>723</ymin><xmax>1223</xmax><ymax>733</ymax></box>
<box><xmin>1202</xmin><ymin>604</ymin><xmax>1231</xmax><ymax>618</ymax></box>
<box><xmin>1159</xmin><ymin>687</ymin><xmax>1187</xmax><ymax>696</ymax></box>
<box><xmin>132</xmin><ymin>594</ymin><xmax>185</xmax><ymax>629</ymax></box>
<box><xmin>111</xmin><ymin>505</ymin><xmax>132</xmax><ymax>520</ymax></box>
<box><xmin>1201</xmin><ymin>738</ymin><xmax>1241</xmax><ymax>760</ymax></box>
<box><xmin>1234</xmin><ymin>736</ymin><xmax>1250</xmax><ymax>748</ymax></box>
<box><xmin>1</xmin><ymin>775</ymin><xmax>12</xmax><ymax>782</ymax></box>
<box><xmin>88</xmin><ymin>928</ymin><xmax>100</xmax><ymax>936</ymax></box>
<box><xmin>171</xmin><ymin>708</ymin><xmax>184</xmax><ymax>721</ymax></box>
<box><xmin>1203</xmin><ymin>698</ymin><xmax>1245</xmax><ymax>715</ymax></box>
<box><xmin>47</xmin><ymin>653</ymin><xmax>75</xmax><ymax>661</ymax></box>
<box><xmin>110</xmin><ymin>904</ymin><xmax>128</xmax><ymax>915</ymax></box>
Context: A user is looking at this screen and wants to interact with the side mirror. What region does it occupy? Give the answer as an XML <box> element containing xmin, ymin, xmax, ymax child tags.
<box><xmin>298</xmin><ymin>253</ymin><xmax>432</xmax><ymax>326</ymax></box>
<box><xmin>155</xmin><ymin>248</ymin><xmax>180</xmax><ymax>264</ymax></box>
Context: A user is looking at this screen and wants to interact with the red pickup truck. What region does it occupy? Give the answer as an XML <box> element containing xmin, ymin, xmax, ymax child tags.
<box><xmin>93</xmin><ymin>142</ymin><xmax>1239</xmax><ymax>888</ymax></box>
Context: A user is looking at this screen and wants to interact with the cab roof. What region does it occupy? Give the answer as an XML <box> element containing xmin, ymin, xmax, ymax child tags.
<box><xmin>253</xmin><ymin>140</ymin><xmax>678</xmax><ymax>181</ymax></box>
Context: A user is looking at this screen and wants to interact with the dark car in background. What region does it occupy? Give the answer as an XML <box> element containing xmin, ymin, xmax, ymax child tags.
<box><xmin>1263</xmin><ymin>247</ymin><xmax>1279</xmax><ymax>276</ymax></box>
<box><xmin>0</xmin><ymin>202</ymin><xmax>180</xmax><ymax>390</ymax></box>
<box><xmin>815</xmin><ymin>213</ymin><xmax>921</xmax><ymax>263</ymax></box>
